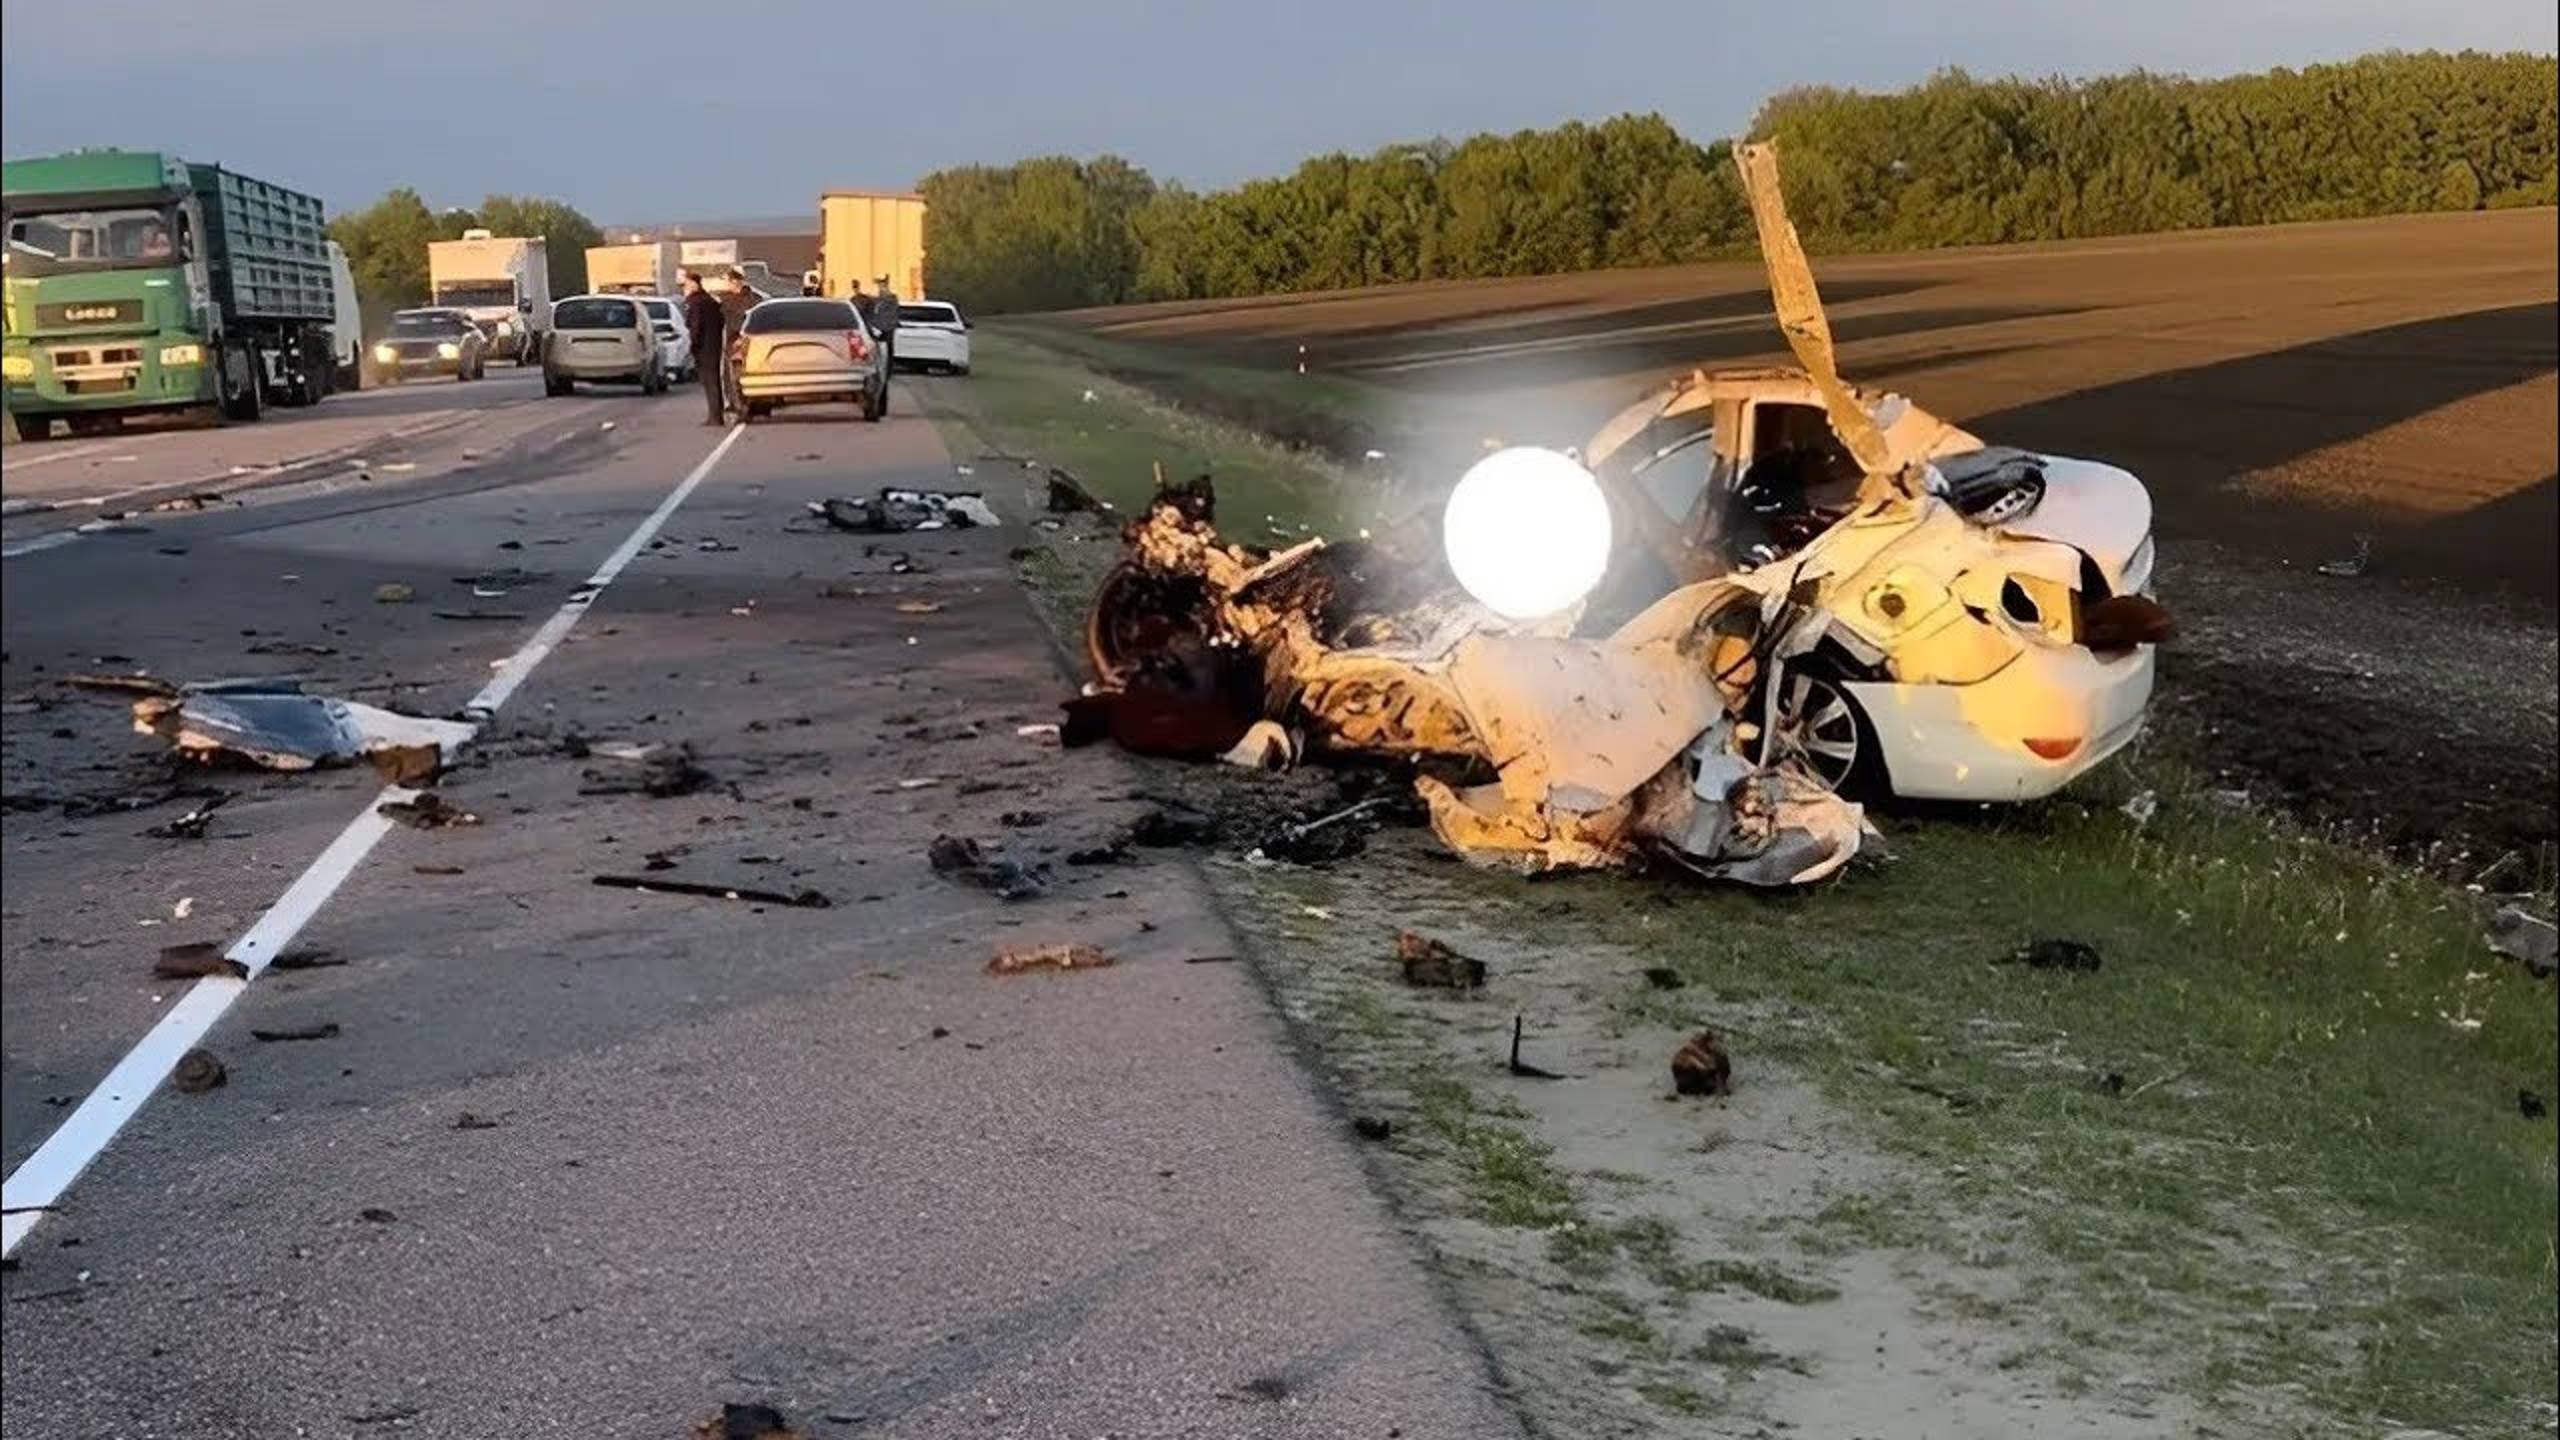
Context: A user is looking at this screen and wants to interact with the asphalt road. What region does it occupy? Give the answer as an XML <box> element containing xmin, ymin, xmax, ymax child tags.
<box><xmin>0</xmin><ymin>373</ymin><xmax>1520</xmax><ymax>1437</ymax></box>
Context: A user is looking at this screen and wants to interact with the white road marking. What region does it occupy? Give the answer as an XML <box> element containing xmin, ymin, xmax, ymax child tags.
<box><xmin>0</xmin><ymin>437</ymin><xmax>126</xmax><ymax>471</ymax></box>
<box><xmin>0</xmin><ymin>422</ymin><xmax>747</xmax><ymax>1259</ymax></box>
<box><xmin>0</xmin><ymin>531</ymin><xmax>79</xmax><ymax>559</ymax></box>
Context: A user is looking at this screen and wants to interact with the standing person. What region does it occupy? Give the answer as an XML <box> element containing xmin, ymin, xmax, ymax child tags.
<box><xmin>870</xmin><ymin>274</ymin><xmax>901</xmax><ymax>372</ymax></box>
<box><xmin>717</xmin><ymin>269</ymin><xmax>757</xmax><ymax>417</ymax></box>
<box><xmin>679</xmin><ymin>271</ymin><xmax>727</xmax><ymax>426</ymax></box>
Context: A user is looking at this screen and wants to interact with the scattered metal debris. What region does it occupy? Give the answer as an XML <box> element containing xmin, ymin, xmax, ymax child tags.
<box><xmin>578</xmin><ymin>743</ymin><xmax>715</xmax><ymax>798</ymax></box>
<box><xmin>2486</xmin><ymin>906</ymin><xmax>2555</xmax><ymax>979</ymax></box>
<box><xmin>694</xmin><ymin>1403</ymin><xmax>803</xmax><ymax>1440</ymax></box>
<box><xmin>1672</xmin><ymin>1030</ymin><xmax>1734</xmax><ymax>1096</ymax></box>
<box><xmin>809</xmin><ymin>488</ymin><xmax>1000</xmax><ymax>533</ymax></box>
<box><xmin>1508</xmin><ymin>1015</ymin><xmax>1567</xmax><ymax>1080</ymax></box>
<box><xmin>927</xmin><ymin>834</ymin><xmax>1049</xmax><ymax>901</ymax></box>
<box><xmin>250</xmin><ymin>1022</ymin><xmax>340</xmax><ymax>1043</ymax></box>
<box><xmin>131</xmin><ymin>681</ymin><xmax>473</xmax><ymax>774</ymax></box>
<box><xmin>453</xmin><ymin>1111</ymin><xmax>502</xmax><ymax>1130</ymax></box>
<box><xmin>267</xmin><ymin>948</ymin><xmax>347</xmax><ymax>971</ymax></box>
<box><xmin>143</xmin><ymin>792</ymin><xmax>232</xmax><ymax>840</ymax></box>
<box><xmin>1396</xmin><ymin>930</ymin><xmax>1485</xmax><ymax>990</ymax></box>
<box><xmin>2008</xmin><ymin>937</ymin><xmax>2103</xmax><ymax>972</ymax></box>
<box><xmin>2317</xmin><ymin>534</ymin><xmax>2374</xmax><ymax>578</ymax></box>
<box><xmin>986</xmin><ymin>943</ymin><xmax>1116</xmax><ymax>975</ymax></box>
<box><xmin>171</xmin><ymin>1049</ymin><xmax>227</xmax><ymax>1094</ymax></box>
<box><xmin>376</xmin><ymin>792</ymin><xmax>481</xmax><ymax>830</ymax></box>
<box><xmin>592</xmin><ymin>875</ymin><xmax>832</xmax><ymax>908</ymax></box>
<box><xmin>153</xmin><ymin>942</ymin><xmax>246</xmax><ymax>980</ymax></box>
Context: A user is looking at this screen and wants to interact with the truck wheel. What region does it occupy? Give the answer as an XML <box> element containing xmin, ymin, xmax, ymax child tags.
<box><xmin>12</xmin><ymin>412</ymin><xmax>54</xmax><ymax>442</ymax></box>
<box><xmin>219</xmin><ymin>345</ymin><xmax>263</xmax><ymax>423</ymax></box>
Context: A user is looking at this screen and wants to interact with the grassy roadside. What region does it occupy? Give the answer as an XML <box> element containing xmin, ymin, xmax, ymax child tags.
<box><xmin>913</xmin><ymin>330</ymin><xmax>2558</xmax><ymax>1438</ymax></box>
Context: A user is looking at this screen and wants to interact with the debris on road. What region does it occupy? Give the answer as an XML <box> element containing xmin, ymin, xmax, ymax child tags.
<box><xmin>577</xmin><ymin>743</ymin><xmax>714</xmax><ymax>798</ymax></box>
<box><xmin>143</xmin><ymin>792</ymin><xmax>232</xmax><ymax>840</ymax></box>
<box><xmin>268</xmin><ymin>948</ymin><xmax>347</xmax><ymax>971</ymax></box>
<box><xmin>2008</xmin><ymin>937</ymin><xmax>2103</xmax><ymax>972</ymax></box>
<box><xmin>453</xmin><ymin>1111</ymin><xmax>502</xmax><ymax>1130</ymax></box>
<box><xmin>430</xmin><ymin>608</ymin><xmax>528</xmax><ymax>622</ymax></box>
<box><xmin>357</xmin><ymin>1207</ymin><xmax>397</xmax><ymax>1224</ymax></box>
<box><xmin>809</xmin><ymin>488</ymin><xmax>1000</xmax><ymax>533</ymax></box>
<box><xmin>376</xmin><ymin>792</ymin><xmax>482</xmax><ymax>829</ymax></box>
<box><xmin>1352</xmin><ymin>1116</ymin><xmax>1393</xmax><ymax>1141</ymax></box>
<box><xmin>1046</xmin><ymin>466</ymin><xmax>1112</xmax><ymax>515</ymax></box>
<box><xmin>987</xmin><ymin>942</ymin><xmax>1117</xmax><ymax>974</ymax></box>
<box><xmin>2486</xmin><ymin>906</ymin><xmax>2556</xmax><ymax>978</ymax></box>
<box><xmin>1127</xmin><ymin>805</ymin><xmax>1219</xmax><ymax>847</ymax></box>
<box><xmin>694</xmin><ymin>1403</ymin><xmax>803</xmax><ymax>1440</ymax></box>
<box><xmin>1672</xmin><ymin>1029</ymin><xmax>1734</xmax><ymax>1096</ymax></box>
<box><xmin>927</xmin><ymin>834</ymin><xmax>1049</xmax><ymax>900</ymax></box>
<box><xmin>1251</xmin><ymin>794</ymin><xmax>1394</xmax><ymax>866</ymax></box>
<box><xmin>171</xmin><ymin>1048</ymin><xmax>227</xmax><ymax>1094</ymax></box>
<box><xmin>2522</xmin><ymin>1089</ymin><xmax>2548</xmax><ymax>1119</ymax></box>
<box><xmin>1220</xmin><ymin>719</ymin><xmax>1299</xmax><ymax>772</ymax></box>
<box><xmin>2317</xmin><ymin>534</ymin><xmax>2374</xmax><ymax>578</ymax></box>
<box><xmin>1508</xmin><ymin>1015</ymin><xmax>1567</xmax><ymax>1080</ymax></box>
<box><xmin>591</xmin><ymin>875</ymin><xmax>833</xmax><ymax>908</ymax></box>
<box><xmin>131</xmin><ymin>681</ymin><xmax>473</xmax><ymax>774</ymax></box>
<box><xmin>372</xmin><ymin>583</ymin><xmax>415</xmax><ymax>604</ymax></box>
<box><xmin>67</xmin><ymin>672</ymin><xmax>177</xmax><ymax>698</ymax></box>
<box><xmin>1397</xmin><ymin>930</ymin><xmax>1486</xmax><ymax>990</ymax></box>
<box><xmin>896</xmin><ymin>599</ymin><xmax>945</xmax><ymax>615</ymax></box>
<box><xmin>153</xmin><ymin>942</ymin><xmax>247</xmax><ymax>980</ymax></box>
<box><xmin>250</xmin><ymin>1022</ymin><xmax>340</xmax><ymax>1043</ymax></box>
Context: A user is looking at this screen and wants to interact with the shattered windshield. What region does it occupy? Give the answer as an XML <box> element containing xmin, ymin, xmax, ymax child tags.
<box><xmin>5</xmin><ymin>206</ymin><xmax>181</xmax><ymax>276</ymax></box>
<box><xmin>433</xmin><ymin>281</ymin><xmax>516</xmax><ymax>309</ymax></box>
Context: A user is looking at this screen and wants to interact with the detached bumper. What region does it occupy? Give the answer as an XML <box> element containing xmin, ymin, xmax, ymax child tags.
<box><xmin>1846</xmin><ymin>643</ymin><xmax>2155</xmax><ymax>801</ymax></box>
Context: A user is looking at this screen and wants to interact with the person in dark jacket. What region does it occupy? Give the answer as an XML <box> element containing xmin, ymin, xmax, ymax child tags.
<box><xmin>679</xmin><ymin>271</ymin><xmax>728</xmax><ymax>425</ymax></box>
<box><xmin>715</xmin><ymin>270</ymin><xmax>758</xmax><ymax>416</ymax></box>
<box><xmin>870</xmin><ymin>274</ymin><xmax>901</xmax><ymax>371</ymax></box>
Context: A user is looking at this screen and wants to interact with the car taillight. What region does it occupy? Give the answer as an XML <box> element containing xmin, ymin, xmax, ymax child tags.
<box><xmin>846</xmin><ymin>330</ymin><xmax>871</xmax><ymax>362</ymax></box>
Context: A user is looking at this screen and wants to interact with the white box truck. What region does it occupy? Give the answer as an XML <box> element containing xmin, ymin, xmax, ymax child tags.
<box><xmin>586</xmin><ymin>240</ymin><xmax>679</xmax><ymax>297</ymax></box>
<box><xmin>427</xmin><ymin>230</ymin><xmax>551</xmax><ymax>364</ymax></box>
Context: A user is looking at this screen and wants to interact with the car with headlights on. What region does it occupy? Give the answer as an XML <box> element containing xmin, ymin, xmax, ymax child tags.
<box><xmin>540</xmin><ymin>295</ymin><xmax>665</xmax><ymax>396</ymax></box>
<box><xmin>888</xmin><ymin>300</ymin><xmax>970</xmax><ymax>375</ymax></box>
<box><xmin>732</xmin><ymin>297</ymin><xmax>887</xmax><ymax>422</ymax></box>
<box><xmin>370</xmin><ymin>308</ymin><xmax>486</xmax><ymax>384</ymax></box>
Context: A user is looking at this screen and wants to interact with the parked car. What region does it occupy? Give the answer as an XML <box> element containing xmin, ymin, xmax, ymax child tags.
<box><xmin>371</xmin><ymin>308</ymin><xmax>486</xmax><ymax>384</ymax></box>
<box><xmin>733</xmin><ymin>297</ymin><xmax>887</xmax><ymax>422</ymax></box>
<box><xmin>890</xmin><ymin>300</ymin><xmax>970</xmax><ymax>375</ymax></box>
<box><xmin>636</xmin><ymin>295</ymin><xmax>694</xmax><ymax>382</ymax></box>
<box><xmin>541</xmin><ymin>295</ymin><xmax>665</xmax><ymax>396</ymax></box>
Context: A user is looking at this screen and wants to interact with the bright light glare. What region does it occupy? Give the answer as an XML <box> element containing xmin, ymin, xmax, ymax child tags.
<box><xmin>1442</xmin><ymin>446</ymin><xmax>1612</xmax><ymax>619</ymax></box>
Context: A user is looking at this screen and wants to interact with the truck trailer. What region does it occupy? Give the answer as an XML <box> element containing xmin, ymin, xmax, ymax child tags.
<box><xmin>426</xmin><ymin>230</ymin><xmax>550</xmax><ymax>364</ymax></box>
<box><xmin>818</xmin><ymin>191</ymin><xmax>926</xmax><ymax>302</ymax></box>
<box><xmin>585</xmin><ymin>240</ymin><xmax>679</xmax><ymax>297</ymax></box>
<box><xmin>3</xmin><ymin>150</ymin><xmax>341</xmax><ymax>438</ymax></box>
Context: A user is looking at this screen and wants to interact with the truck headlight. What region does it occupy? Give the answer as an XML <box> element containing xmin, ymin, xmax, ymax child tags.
<box><xmin>373</xmin><ymin>343</ymin><xmax>398</xmax><ymax>363</ymax></box>
<box><xmin>1</xmin><ymin>354</ymin><xmax>33</xmax><ymax>380</ymax></box>
<box><xmin>436</xmin><ymin>342</ymin><xmax>461</xmax><ymax>359</ymax></box>
<box><xmin>158</xmin><ymin>343</ymin><xmax>204</xmax><ymax>367</ymax></box>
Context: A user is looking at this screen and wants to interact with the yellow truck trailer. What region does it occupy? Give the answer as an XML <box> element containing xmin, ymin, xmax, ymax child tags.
<box><xmin>818</xmin><ymin>192</ymin><xmax>926</xmax><ymax>301</ymax></box>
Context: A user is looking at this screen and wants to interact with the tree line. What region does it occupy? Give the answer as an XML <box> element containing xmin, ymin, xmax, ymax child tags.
<box><xmin>328</xmin><ymin>190</ymin><xmax>602</xmax><ymax>322</ymax></box>
<box><xmin>917</xmin><ymin>50</ymin><xmax>2557</xmax><ymax>314</ymax></box>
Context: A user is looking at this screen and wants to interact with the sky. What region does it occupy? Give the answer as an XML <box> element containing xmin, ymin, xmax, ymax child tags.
<box><xmin>5</xmin><ymin>0</ymin><xmax>2552</xmax><ymax>223</ymax></box>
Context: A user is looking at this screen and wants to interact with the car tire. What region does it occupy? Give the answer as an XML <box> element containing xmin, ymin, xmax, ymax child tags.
<box><xmin>1757</xmin><ymin>663</ymin><xmax>1886</xmax><ymax>797</ymax></box>
<box><xmin>953</xmin><ymin>363</ymin><xmax>971</xmax><ymax>377</ymax></box>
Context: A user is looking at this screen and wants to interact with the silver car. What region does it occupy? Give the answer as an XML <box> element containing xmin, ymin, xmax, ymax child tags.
<box><xmin>541</xmin><ymin>295</ymin><xmax>665</xmax><ymax>396</ymax></box>
<box><xmin>733</xmin><ymin>297</ymin><xmax>887</xmax><ymax>423</ymax></box>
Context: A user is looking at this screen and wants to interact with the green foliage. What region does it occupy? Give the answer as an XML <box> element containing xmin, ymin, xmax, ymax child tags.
<box><xmin>916</xmin><ymin>51</ymin><xmax>2554</xmax><ymax>314</ymax></box>
<box><xmin>329</xmin><ymin>189</ymin><xmax>604</xmax><ymax>321</ymax></box>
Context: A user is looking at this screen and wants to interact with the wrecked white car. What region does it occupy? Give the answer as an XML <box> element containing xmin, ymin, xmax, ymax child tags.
<box><xmin>1066</xmin><ymin>141</ymin><xmax>2171</xmax><ymax>883</ymax></box>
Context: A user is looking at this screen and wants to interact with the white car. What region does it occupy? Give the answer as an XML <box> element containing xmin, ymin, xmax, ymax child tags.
<box><xmin>1578</xmin><ymin>369</ymin><xmax>2161</xmax><ymax>801</ymax></box>
<box><xmin>636</xmin><ymin>295</ymin><xmax>694</xmax><ymax>381</ymax></box>
<box><xmin>890</xmin><ymin>299</ymin><xmax>970</xmax><ymax>375</ymax></box>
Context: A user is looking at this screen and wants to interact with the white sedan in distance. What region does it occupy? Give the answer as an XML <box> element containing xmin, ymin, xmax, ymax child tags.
<box><xmin>891</xmin><ymin>300</ymin><xmax>970</xmax><ymax>375</ymax></box>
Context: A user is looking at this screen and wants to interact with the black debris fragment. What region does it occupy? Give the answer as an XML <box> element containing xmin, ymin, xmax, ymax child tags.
<box><xmin>1397</xmin><ymin>931</ymin><xmax>1485</xmax><ymax>990</ymax></box>
<box><xmin>143</xmin><ymin>792</ymin><xmax>232</xmax><ymax>840</ymax></box>
<box><xmin>268</xmin><ymin>948</ymin><xmax>348</xmax><ymax>971</ymax></box>
<box><xmin>376</xmin><ymin>792</ymin><xmax>481</xmax><ymax>829</ymax></box>
<box><xmin>1066</xmin><ymin>838</ymin><xmax>1132</xmax><ymax>866</ymax></box>
<box><xmin>357</xmin><ymin>1207</ymin><xmax>398</xmax><ymax>1224</ymax></box>
<box><xmin>695</xmin><ymin>1403</ymin><xmax>801</xmax><ymax>1440</ymax></box>
<box><xmin>1641</xmin><ymin>966</ymin><xmax>1685</xmax><ymax>991</ymax></box>
<box><xmin>171</xmin><ymin>1049</ymin><xmax>227</xmax><ymax>1094</ymax></box>
<box><xmin>1672</xmin><ymin>1029</ymin><xmax>1734</xmax><ymax>1097</ymax></box>
<box><xmin>2522</xmin><ymin>1089</ymin><xmax>2549</xmax><ymax>1119</ymax></box>
<box><xmin>998</xmin><ymin>809</ymin><xmax>1047</xmax><ymax>828</ymax></box>
<box><xmin>2008</xmin><ymin>938</ymin><xmax>2102</xmax><ymax>973</ymax></box>
<box><xmin>1126</xmin><ymin>805</ymin><xmax>1218</xmax><ymax>848</ymax></box>
<box><xmin>927</xmin><ymin>834</ymin><xmax>1048</xmax><ymax>901</ymax></box>
<box><xmin>1253</xmin><ymin>796</ymin><xmax>1393</xmax><ymax>866</ymax></box>
<box><xmin>453</xmin><ymin>1112</ymin><xmax>502</xmax><ymax>1131</ymax></box>
<box><xmin>153</xmin><ymin>943</ymin><xmax>248</xmax><ymax>980</ymax></box>
<box><xmin>1508</xmin><ymin>1016</ymin><xmax>1567</xmax><ymax>1080</ymax></box>
<box><xmin>1045</xmin><ymin>466</ymin><xmax>1110</xmax><ymax>515</ymax></box>
<box><xmin>250</xmin><ymin>1022</ymin><xmax>340</xmax><ymax>1043</ymax></box>
<box><xmin>1352</xmin><ymin>1116</ymin><xmax>1393</xmax><ymax>1142</ymax></box>
<box><xmin>592</xmin><ymin>875</ymin><xmax>832</xmax><ymax>908</ymax></box>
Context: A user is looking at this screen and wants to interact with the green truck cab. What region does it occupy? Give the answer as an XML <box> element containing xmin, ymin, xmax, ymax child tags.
<box><xmin>3</xmin><ymin>150</ymin><xmax>340</xmax><ymax>441</ymax></box>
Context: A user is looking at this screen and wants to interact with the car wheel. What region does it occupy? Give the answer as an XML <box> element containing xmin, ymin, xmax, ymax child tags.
<box><xmin>1760</xmin><ymin>665</ymin><xmax>1882</xmax><ymax>796</ymax></box>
